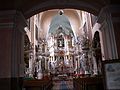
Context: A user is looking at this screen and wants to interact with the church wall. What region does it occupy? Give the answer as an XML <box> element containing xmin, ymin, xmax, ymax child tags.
<box><xmin>97</xmin><ymin>6</ymin><xmax>118</xmax><ymax>60</ymax></box>
<box><xmin>0</xmin><ymin>30</ymin><xmax>12</xmax><ymax>78</ymax></box>
<box><xmin>0</xmin><ymin>10</ymin><xmax>26</xmax><ymax>89</ymax></box>
<box><xmin>110</xmin><ymin>5</ymin><xmax>120</xmax><ymax>58</ymax></box>
<box><xmin>113</xmin><ymin>22</ymin><xmax>120</xmax><ymax>58</ymax></box>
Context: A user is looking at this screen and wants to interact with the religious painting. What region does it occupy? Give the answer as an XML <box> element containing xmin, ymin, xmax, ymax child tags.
<box><xmin>102</xmin><ymin>60</ymin><xmax>120</xmax><ymax>90</ymax></box>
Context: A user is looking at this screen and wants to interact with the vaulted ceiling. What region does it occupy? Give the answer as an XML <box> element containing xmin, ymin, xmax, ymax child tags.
<box><xmin>0</xmin><ymin>0</ymin><xmax>118</xmax><ymax>18</ymax></box>
<box><xmin>40</xmin><ymin>9</ymin><xmax>81</xmax><ymax>38</ymax></box>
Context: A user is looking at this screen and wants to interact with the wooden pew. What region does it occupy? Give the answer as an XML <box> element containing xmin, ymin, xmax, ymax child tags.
<box><xmin>73</xmin><ymin>75</ymin><xmax>104</xmax><ymax>90</ymax></box>
<box><xmin>23</xmin><ymin>76</ymin><xmax>53</xmax><ymax>90</ymax></box>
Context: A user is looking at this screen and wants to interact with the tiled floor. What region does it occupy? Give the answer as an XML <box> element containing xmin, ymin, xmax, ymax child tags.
<box><xmin>52</xmin><ymin>77</ymin><xmax>73</xmax><ymax>90</ymax></box>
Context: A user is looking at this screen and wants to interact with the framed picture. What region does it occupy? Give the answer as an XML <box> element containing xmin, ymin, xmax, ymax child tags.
<box><xmin>102</xmin><ymin>59</ymin><xmax>120</xmax><ymax>90</ymax></box>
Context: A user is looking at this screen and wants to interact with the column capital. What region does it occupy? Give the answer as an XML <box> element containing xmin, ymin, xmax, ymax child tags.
<box><xmin>98</xmin><ymin>5</ymin><xmax>120</xmax><ymax>23</ymax></box>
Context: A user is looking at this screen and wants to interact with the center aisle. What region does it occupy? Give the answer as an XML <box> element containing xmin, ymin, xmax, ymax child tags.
<box><xmin>60</xmin><ymin>81</ymin><xmax>68</xmax><ymax>90</ymax></box>
<box><xmin>52</xmin><ymin>77</ymin><xmax>73</xmax><ymax>90</ymax></box>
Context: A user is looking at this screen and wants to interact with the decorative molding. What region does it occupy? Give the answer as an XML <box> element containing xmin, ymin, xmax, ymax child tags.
<box><xmin>0</xmin><ymin>10</ymin><xmax>27</xmax><ymax>34</ymax></box>
<box><xmin>0</xmin><ymin>23</ymin><xmax>14</xmax><ymax>29</ymax></box>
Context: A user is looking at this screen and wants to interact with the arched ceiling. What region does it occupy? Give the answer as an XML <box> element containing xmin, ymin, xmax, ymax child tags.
<box><xmin>0</xmin><ymin>0</ymin><xmax>117</xmax><ymax>18</ymax></box>
<box><xmin>39</xmin><ymin>9</ymin><xmax>81</xmax><ymax>39</ymax></box>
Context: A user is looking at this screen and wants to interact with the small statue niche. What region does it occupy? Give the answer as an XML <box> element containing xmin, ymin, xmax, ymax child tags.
<box><xmin>57</xmin><ymin>35</ymin><xmax>64</xmax><ymax>47</ymax></box>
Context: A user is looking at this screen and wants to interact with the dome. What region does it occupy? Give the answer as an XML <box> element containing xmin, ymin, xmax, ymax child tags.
<box><xmin>48</xmin><ymin>10</ymin><xmax>74</xmax><ymax>36</ymax></box>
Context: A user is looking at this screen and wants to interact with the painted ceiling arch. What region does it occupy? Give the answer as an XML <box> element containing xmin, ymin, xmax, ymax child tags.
<box><xmin>24</xmin><ymin>0</ymin><xmax>105</xmax><ymax>18</ymax></box>
<box><xmin>39</xmin><ymin>9</ymin><xmax>81</xmax><ymax>38</ymax></box>
<box><xmin>0</xmin><ymin>0</ymin><xmax>113</xmax><ymax>18</ymax></box>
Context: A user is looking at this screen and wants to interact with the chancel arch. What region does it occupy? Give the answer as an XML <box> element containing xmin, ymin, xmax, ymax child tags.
<box><xmin>0</xmin><ymin>0</ymin><xmax>120</xmax><ymax>90</ymax></box>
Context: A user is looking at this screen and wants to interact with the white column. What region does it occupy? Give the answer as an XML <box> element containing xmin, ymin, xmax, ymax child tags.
<box><xmin>29</xmin><ymin>55</ymin><xmax>33</xmax><ymax>77</ymax></box>
<box><xmin>37</xmin><ymin>60</ymin><xmax>43</xmax><ymax>79</ymax></box>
